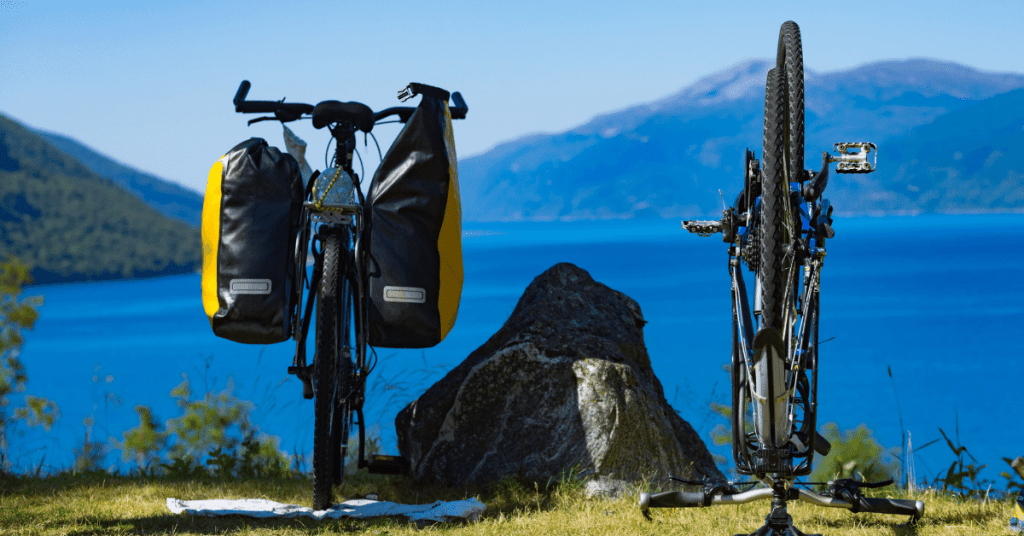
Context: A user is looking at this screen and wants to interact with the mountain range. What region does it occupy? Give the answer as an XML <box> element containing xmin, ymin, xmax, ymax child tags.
<box><xmin>459</xmin><ymin>58</ymin><xmax>1024</xmax><ymax>220</ymax></box>
<box><xmin>2</xmin><ymin>58</ymin><xmax>1022</xmax><ymax>283</ymax></box>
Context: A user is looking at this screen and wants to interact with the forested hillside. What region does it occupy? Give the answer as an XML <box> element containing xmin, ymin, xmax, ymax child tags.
<box><xmin>0</xmin><ymin>114</ymin><xmax>200</xmax><ymax>284</ymax></box>
<box><xmin>37</xmin><ymin>130</ymin><xmax>204</xmax><ymax>227</ymax></box>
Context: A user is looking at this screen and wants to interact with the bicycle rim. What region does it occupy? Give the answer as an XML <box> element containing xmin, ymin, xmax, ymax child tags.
<box><xmin>312</xmin><ymin>231</ymin><xmax>341</xmax><ymax>511</ymax></box>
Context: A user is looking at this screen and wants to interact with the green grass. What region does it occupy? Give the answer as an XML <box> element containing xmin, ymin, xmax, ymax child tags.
<box><xmin>0</xmin><ymin>471</ymin><xmax>1014</xmax><ymax>535</ymax></box>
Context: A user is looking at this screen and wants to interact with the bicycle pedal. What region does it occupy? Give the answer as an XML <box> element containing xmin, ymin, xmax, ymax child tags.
<box><xmin>829</xmin><ymin>142</ymin><xmax>877</xmax><ymax>174</ymax></box>
<box><xmin>682</xmin><ymin>219</ymin><xmax>723</xmax><ymax>236</ymax></box>
<box><xmin>287</xmin><ymin>366</ymin><xmax>314</xmax><ymax>399</ymax></box>
<box><xmin>814</xmin><ymin>431</ymin><xmax>832</xmax><ymax>456</ymax></box>
<box><xmin>367</xmin><ymin>454</ymin><xmax>409</xmax><ymax>475</ymax></box>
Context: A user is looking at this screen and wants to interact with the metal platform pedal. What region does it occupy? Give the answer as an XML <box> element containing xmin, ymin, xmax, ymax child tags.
<box><xmin>683</xmin><ymin>219</ymin><xmax>724</xmax><ymax>236</ymax></box>
<box><xmin>287</xmin><ymin>365</ymin><xmax>314</xmax><ymax>399</ymax></box>
<box><xmin>829</xmin><ymin>143</ymin><xmax>877</xmax><ymax>174</ymax></box>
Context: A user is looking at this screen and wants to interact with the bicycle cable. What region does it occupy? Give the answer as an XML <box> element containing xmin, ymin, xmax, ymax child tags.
<box><xmin>354</xmin><ymin>147</ymin><xmax>365</xmax><ymax>183</ymax></box>
<box><xmin>365</xmin><ymin>344</ymin><xmax>379</xmax><ymax>376</ymax></box>
<box><xmin>368</xmin><ymin>131</ymin><xmax>383</xmax><ymax>162</ymax></box>
<box><xmin>324</xmin><ymin>136</ymin><xmax>334</xmax><ymax>169</ymax></box>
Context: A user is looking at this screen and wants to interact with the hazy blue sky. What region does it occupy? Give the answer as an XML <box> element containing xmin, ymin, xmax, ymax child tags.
<box><xmin>2</xmin><ymin>0</ymin><xmax>1022</xmax><ymax>193</ymax></box>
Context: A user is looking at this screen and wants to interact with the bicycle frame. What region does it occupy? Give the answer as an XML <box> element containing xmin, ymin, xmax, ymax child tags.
<box><xmin>727</xmin><ymin>152</ymin><xmax>828</xmax><ymax>479</ymax></box>
<box><xmin>303</xmin><ymin>125</ymin><xmax>369</xmax><ymax>466</ymax></box>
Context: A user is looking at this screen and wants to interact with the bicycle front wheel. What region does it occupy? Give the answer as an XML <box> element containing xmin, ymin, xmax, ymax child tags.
<box><xmin>777</xmin><ymin>20</ymin><xmax>804</xmax><ymax>182</ymax></box>
<box><xmin>312</xmin><ymin>231</ymin><xmax>342</xmax><ymax>511</ymax></box>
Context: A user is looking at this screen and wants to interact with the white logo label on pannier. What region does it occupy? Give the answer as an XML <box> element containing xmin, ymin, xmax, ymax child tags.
<box><xmin>383</xmin><ymin>286</ymin><xmax>426</xmax><ymax>304</ymax></box>
<box><xmin>229</xmin><ymin>279</ymin><xmax>272</xmax><ymax>295</ymax></box>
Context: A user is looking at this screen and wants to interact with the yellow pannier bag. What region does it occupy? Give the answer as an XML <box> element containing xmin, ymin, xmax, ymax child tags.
<box><xmin>201</xmin><ymin>138</ymin><xmax>304</xmax><ymax>344</ymax></box>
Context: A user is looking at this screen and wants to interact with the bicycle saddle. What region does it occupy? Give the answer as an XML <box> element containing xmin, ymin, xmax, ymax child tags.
<box><xmin>312</xmin><ymin>100</ymin><xmax>375</xmax><ymax>132</ymax></box>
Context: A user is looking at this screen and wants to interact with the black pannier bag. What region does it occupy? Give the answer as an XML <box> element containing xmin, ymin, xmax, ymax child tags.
<box><xmin>365</xmin><ymin>86</ymin><xmax>463</xmax><ymax>348</ymax></box>
<box><xmin>201</xmin><ymin>137</ymin><xmax>304</xmax><ymax>344</ymax></box>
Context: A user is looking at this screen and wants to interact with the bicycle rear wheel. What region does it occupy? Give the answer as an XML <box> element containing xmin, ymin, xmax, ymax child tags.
<box><xmin>330</xmin><ymin>230</ymin><xmax>354</xmax><ymax>487</ymax></box>
<box><xmin>753</xmin><ymin>66</ymin><xmax>789</xmax><ymax>452</ymax></box>
<box><xmin>312</xmin><ymin>230</ymin><xmax>345</xmax><ymax>511</ymax></box>
<box><xmin>760</xmin><ymin>67</ymin><xmax>787</xmax><ymax>333</ymax></box>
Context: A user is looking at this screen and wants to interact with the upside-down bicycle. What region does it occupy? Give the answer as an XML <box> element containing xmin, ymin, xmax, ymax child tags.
<box><xmin>639</xmin><ymin>21</ymin><xmax>924</xmax><ymax>536</ymax></box>
<box><xmin>232</xmin><ymin>81</ymin><xmax>468</xmax><ymax>510</ymax></box>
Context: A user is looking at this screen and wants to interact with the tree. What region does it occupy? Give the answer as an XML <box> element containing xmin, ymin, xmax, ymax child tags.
<box><xmin>0</xmin><ymin>256</ymin><xmax>57</xmax><ymax>472</ymax></box>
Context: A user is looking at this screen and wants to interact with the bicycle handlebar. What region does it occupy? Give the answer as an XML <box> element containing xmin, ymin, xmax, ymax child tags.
<box><xmin>640</xmin><ymin>490</ymin><xmax>707</xmax><ymax>510</ymax></box>
<box><xmin>450</xmin><ymin>92</ymin><xmax>468</xmax><ymax>119</ymax></box>
<box><xmin>640</xmin><ymin>486</ymin><xmax>924</xmax><ymax>521</ymax></box>
<box><xmin>373</xmin><ymin>106</ymin><xmax>415</xmax><ymax>123</ymax></box>
<box><xmin>855</xmin><ymin>497</ymin><xmax>924</xmax><ymax>519</ymax></box>
<box><xmin>233</xmin><ymin>80</ymin><xmax>314</xmax><ymax>115</ymax></box>
<box><xmin>232</xmin><ymin>80</ymin><xmax>467</xmax><ymax>124</ymax></box>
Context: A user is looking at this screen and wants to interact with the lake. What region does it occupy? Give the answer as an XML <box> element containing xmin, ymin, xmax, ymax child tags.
<box><xmin>12</xmin><ymin>214</ymin><xmax>1024</xmax><ymax>486</ymax></box>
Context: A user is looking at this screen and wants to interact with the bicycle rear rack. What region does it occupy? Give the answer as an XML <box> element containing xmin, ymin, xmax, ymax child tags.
<box><xmin>305</xmin><ymin>201</ymin><xmax>360</xmax><ymax>226</ymax></box>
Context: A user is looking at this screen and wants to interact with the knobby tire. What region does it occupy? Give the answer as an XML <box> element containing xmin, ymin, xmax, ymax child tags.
<box><xmin>760</xmin><ymin>67</ymin><xmax>787</xmax><ymax>332</ymax></box>
<box><xmin>777</xmin><ymin>20</ymin><xmax>804</xmax><ymax>183</ymax></box>
<box><xmin>331</xmin><ymin>235</ymin><xmax>353</xmax><ymax>486</ymax></box>
<box><xmin>312</xmin><ymin>232</ymin><xmax>341</xmax><ymax>511</ymax></box>
<box><xmin>754</xmin><ymin>66</ymin><xmax>789</xmax><ymax>451</ymax></box>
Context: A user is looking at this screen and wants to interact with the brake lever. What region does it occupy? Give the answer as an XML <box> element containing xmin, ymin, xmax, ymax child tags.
<box><xmin>246</xmin><ymin>109</ymin><xmax>306</xmax><ymax>126</ymax></box>
<box><xmin>247</xmin><ymin>116</ymin><xmax>277</xmax><ymax>126</ymax></box>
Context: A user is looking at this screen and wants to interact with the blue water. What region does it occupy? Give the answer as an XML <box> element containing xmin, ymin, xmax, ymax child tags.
<box><xmin>13</xmin><ymin>214</ymin><xmax>1024</xmax><ymax>485</ymax></box>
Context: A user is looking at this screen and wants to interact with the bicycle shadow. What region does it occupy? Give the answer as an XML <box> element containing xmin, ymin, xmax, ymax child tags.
<box><xmin>801</xmin><ymin>512</ymin><xmax>922</xmax><ymax>536</ymax></box>
<box><xmin>62</xmin><ymin>511</ymin><xmax>411</xmax><ymax>536</ymax></box>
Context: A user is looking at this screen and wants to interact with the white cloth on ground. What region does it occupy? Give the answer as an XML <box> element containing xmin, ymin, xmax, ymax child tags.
<box><xmin>165</xmin><ymin>497</ymin><xmax>486</xmax><ymax>523</ymax></box>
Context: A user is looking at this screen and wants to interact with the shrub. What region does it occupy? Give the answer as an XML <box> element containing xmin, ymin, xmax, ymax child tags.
<box><xmin>0</xmin><ymin>256</ymin><xmax>56</xmax><ymax>472</ymax></box>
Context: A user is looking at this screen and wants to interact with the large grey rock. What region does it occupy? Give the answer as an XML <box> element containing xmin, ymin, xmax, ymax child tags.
<box><xmin>395</xmin><ymin>263</ymin><xmax>723</xmax><ymax>487</ymax></box>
